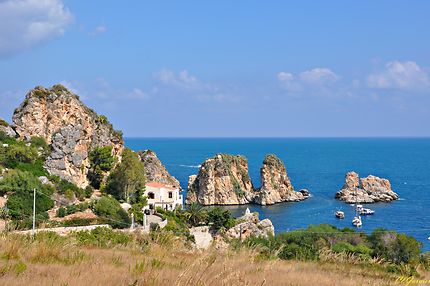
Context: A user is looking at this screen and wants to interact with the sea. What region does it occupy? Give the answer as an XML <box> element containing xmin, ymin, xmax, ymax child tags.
<box><xmin>126</xmin><ymin>138</ymin><xmax>430</xmax><ymax>251</ymax></box>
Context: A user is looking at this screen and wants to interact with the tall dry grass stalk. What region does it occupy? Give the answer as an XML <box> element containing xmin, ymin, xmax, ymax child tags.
<box><xmin>0</xmin><ymin>232</ymin><xmax>418</xmax><ymax>286</ymax></box>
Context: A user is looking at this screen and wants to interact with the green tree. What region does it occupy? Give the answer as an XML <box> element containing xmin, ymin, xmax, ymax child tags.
<box><xmin>93</xmin><ymin>196</ymin><xmax>131</xmax><ymax>228</ymax></box>
<box><xmin>184</xmin><ymin>202</ymin><xmax>207</xmax><ymax>226</ymax></box>
<box><xmin>206</xmin><ymin>207</ymin><xmax>235</xmax><ymax>231</ymax></box>
<box><xmin>88</xmin><ymin>146</ymin><xmax>115</xmax><ymax>189</ymax></box>
<box><xmin>1</xmin><ymin>170</ymin><xmax>54</xmax><ymax>220</ymax></box>
<box><xmin>105</xmin><ymin>148</ymin><xmax>146</xmax><ymax>203</ymax></box>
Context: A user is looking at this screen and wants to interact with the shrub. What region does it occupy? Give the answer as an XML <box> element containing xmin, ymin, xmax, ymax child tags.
<box><xmin>93</xmin><ymin>196</ymin><xmax>131</xmax><ymax>228</ymax></box>
<box><xmin>74</xmin><ymin>227</ymin><xmax>132</xmax><ymax>247</ymax></box>
<box><xmin>0</xmin><ymin>118</ymin><xmax>9</xmax><ymax>127</ymax></box>
<box><xmin>57</xmin><ymin>207</ymin><xmax>66</xmax><ymax>218</ymax></box>
<box><xmin>368</xmin><ymin>228</ymin><xmax>422</xmax><ymax>264</ymax></box>
<box><xmin>30</xmin><ymin>136</ymin><xmax>49</xmax><ymax>154</ymax></box>
<box><xmin>84</xmin><ymin>185</ymin><xmax>94</xmax><ymax>198</ymax></box>
<box><xmin>1</xmin><ymin>171</ymin><xmax>54</xmax><ymax>221</ymax></box>
<box><xmin>206</xmin><ymin>207</ymin><xmax>235</xmax><ymax>231</ymax></box>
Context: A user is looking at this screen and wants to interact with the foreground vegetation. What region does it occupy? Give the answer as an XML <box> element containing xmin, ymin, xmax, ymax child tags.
<box><xmin>1</xmin><ymin>227</ymin><xmax>427</xmax><ymax>286</ymax></box>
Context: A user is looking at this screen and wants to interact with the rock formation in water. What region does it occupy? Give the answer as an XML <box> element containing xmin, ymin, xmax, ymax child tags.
<box><xmin>0</xmin><ymin>118</ymin><xmax>16</xmax><ymax>138</ymax></box>
<box><xmin>12</xmin><ymin>85</ymin><xmax>124</xmax><ymax>187</ymax></box>
<box><xmin>253</xmin><ymin>154</ymin><xmax>310</xmax><ymax>205</ymax></box>
<box><xmin>335</xmin><ymin>171</ymin><xmax>398</xmax><ymax>203</ymax></box>
<box><xmin>137</xmin><ymin>149</ymin><xmax>180</xmax><ymax>188</ymax></box>
<box><xmin>186</xmin><ymin>154</ymin><xmax>254</xmax><ymax>205</ymax></box>
<box><xmin>186</xmin><ymin>153</ymin><xmax>310</xmax><ymax>206</ymax></box>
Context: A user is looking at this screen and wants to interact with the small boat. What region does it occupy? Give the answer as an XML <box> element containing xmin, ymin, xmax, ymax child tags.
<box><xmin>356</xmin><ymin>204</ymin><xmax>375</xmax><ymax>215</ymax></box>
<box><xmin>335</xmin><ymin>211</ymin><xmax>345</xmax><ymax>219</ymax></box>
<box><xmin>352</xmin><ymin>216</ymin><xmax>362</xmax><ymax>227</ymax></box>
<box><xmin>360</xmin><ymin>208</ymin><xmax>375</xmax><ymax>215</ymax></box>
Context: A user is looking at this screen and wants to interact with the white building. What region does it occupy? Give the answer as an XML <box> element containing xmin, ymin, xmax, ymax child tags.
<box><xmin>144</xmin><ymin>182</ymin><xmax>183</xmax><ymax>212</ymax></box>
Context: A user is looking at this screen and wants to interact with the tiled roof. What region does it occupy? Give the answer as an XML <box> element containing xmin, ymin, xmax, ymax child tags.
<box><xmin>146</xmin><ymin>182</ymin><xmax>177</xmax><ymax>190</ymax></box>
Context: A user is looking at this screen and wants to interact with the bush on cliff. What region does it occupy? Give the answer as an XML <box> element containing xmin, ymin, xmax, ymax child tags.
<box><xmin>105</xmin><ymin>148</ymin><xmax>146</xmax><ymax>203</ymax></box>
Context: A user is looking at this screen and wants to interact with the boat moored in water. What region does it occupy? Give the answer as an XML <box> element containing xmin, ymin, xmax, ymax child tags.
<box><xmin>335</xmin><ymin>211</ymin><xmax>345</xmax><ymax>219</ymax></box>
<box><xmin>352</xmin><ymin>216</ymin><xmax>362</xmax><ymax>227</ymax></box>
<box><xmin>356</xmin><ymin>204</ymin><xmax>375</xmax><ymax>215</ymax></box>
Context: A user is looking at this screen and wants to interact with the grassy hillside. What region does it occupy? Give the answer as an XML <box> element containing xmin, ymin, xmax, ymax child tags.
<box><xmin>1</xmin><ymin>228</ymin><xmax>424</xmax><ymax>286</ymax></box>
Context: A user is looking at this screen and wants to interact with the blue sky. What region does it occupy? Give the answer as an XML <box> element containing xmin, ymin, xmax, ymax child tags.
<box><xmin>0</xmin><ymin>0</ymin><xmax>429</xmax><ymax>137</ymax></box>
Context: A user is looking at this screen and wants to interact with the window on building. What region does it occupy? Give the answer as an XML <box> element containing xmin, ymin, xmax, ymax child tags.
<box><xmin>168</xmin><ymin>192</ymin><xmax>173</xmax><ymax>199</ymax></box>
<box><xmin>148</xmin><ymin>192</ymin><xmax>155</xmax><ymax>199</ymax></box>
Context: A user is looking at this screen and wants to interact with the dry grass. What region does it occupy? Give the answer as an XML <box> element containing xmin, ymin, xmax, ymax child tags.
<box><xmin>0</xmin><ymin>231</ymin><xmax>423</xmax><ymax>286</ymax></box>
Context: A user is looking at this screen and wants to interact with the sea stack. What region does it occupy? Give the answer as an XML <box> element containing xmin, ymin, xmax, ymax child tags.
<box><xmin>137</xmin><ymin>149</ymin><xmax>180</xmax><ymax>188</ymax></box>
<box><xmin>186</xmin><ymin>154</ymin><xmax>254</xmax><ymax>205</ymax></box>
<box><xmin>254</xmin><ymin>154</ymin><xmax>310</xmax><ymax>205</ymax></box>
<box><xmin>335</xmin><ymin>171</ymin><xmax>399</xmax><ymax>203</ymax></box>
<box><xmin>12</xmin><ymin>85</ymin><xmax>124</xmax><ymax>187</ymax></box>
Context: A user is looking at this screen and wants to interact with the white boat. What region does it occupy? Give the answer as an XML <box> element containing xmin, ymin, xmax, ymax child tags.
<box><xmin>335</xmin><ymin>211</ymin><xmax>345</xmax><ymax>219</ymax></box>
<box><xmin>356</xmin><ymin>204</ymin><xmax>375</xmax><ymax>215</ymax></box>
<box><xmin>360</xmin><ymin>208</ymin><xmax>375</xmax><ymax>215</ymax></box>
<box><xmin>352</xmin><ymin>216</ymin><xmax>362</xmax><ymax>227</ymax></box>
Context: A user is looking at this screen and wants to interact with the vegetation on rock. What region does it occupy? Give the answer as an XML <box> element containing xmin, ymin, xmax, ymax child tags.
<box><xmin>88</xmin><ymin>146</ymin><xmax>115</xmax><ymax>189</ymax></box>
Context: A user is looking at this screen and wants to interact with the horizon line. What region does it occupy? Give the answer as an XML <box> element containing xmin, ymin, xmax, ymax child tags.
<box><xmin>124</xmin><ymin>136</ymin><xmax>430</xmax><ymax>139</ymax></box>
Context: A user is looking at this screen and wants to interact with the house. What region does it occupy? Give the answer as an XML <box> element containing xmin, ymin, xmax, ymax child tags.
<box><xmin>143</xmin><ymin>182</ymin><xmax>183</xmax><ymax>212</ymax></box>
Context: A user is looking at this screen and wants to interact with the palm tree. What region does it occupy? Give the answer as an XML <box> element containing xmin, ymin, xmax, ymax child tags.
<box><xmin>185</xmin><ymin>202</ymin><xmax>207</xmax><ymax>226</ymax></box>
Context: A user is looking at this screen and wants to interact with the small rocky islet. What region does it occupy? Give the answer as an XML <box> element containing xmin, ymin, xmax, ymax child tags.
<box><xmin>335</xmin><ymin>171</ymin><xmax>399</xmax><ymax>203</ymax></box>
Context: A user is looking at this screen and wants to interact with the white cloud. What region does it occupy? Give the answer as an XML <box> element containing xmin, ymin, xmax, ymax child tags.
<box><xmin>0</xmin><ymin>0</ymin><xmax>73</xmax><ymax>58</ymax></box>
<box><xmin>154</xmin><ymin>69</ymin><xmax>240</xmax><ymax>103</ymax></box>
<box><xmin>154</xmin><ymin>69</ymin><xmax>205</xmax><ymax>91</ymax></box>
<box><xmin>299</xmin><ymin>68</ymin><xmax>338</xmax><ymax>84</ymax></box>
<box><xmin>277</xmin><ymin>67</ymin><xmax>339</xmax><ymax>95</ymax></box>
<box><xmin>367</xmin><ymin>61</ymin><xmax>430</xmax><ymax>91</ymax></box>
<box><xmin>129</xmin><ymin>88</ymin><xmax>148</xmax><ymax>99</ymax></box>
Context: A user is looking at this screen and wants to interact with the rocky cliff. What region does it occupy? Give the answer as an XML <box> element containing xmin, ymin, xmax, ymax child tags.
<box><xmin>335</xmin><ymin>171</ymin><xmax>398</xmax><ymax>203</ymax></box>
<box><xmin>0</xmin><ymin>118</ymin><xmax>16</xmax><ymax>137</ymax></box>
<box><xmin>254</xmin><ymin>154</ymin><xmax>310</xmax><ymax>205</ymax></box>
<box><xmin>12</xmin><ymin>85</ymin><xmax>124</xmax><ymax>187</ymax></box>
<box><xmin>137</xmin><ymin>149</ymin><xmax>180</xmax><ymax>188</ymax></box>
<box><xmin>186</xmin><ymin>154</ymin><xmax>254</xmax><ymax>205</ymax></box>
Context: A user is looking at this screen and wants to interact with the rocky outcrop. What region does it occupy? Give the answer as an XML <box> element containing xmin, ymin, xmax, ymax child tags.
<box><xmin>0</xmin><ymin>119</ymin><xmax>16</xmax><ymax>138</ymax></box>
<box><xmin>224</xmin><ymin>211</ymin><xmax>274</xmax><ymax>240</ymax></box>
<box><xmin>335</xmin><ymin>171</ymin><xmax>399</xmax><ymax>203</ymax></box>
<box><xmin>137</xmin><ymin>149</ymin><xmax>180</xmax><ymax>188</ymax></box>
<box><xmin>12</xmin><ymin>85</ymin><xmax>124</xmax><ymax>187</ymax></box>
<box><xmin>186</xmin><ymin>153</ymin><xmax>310</xmax><ymax>206</ymax></box>
<box><xmin>253</xmin><ymin>154</ymin><xmax>309</xmax><ymax>205</ymax></box>
<box><xmin>186</xmin><ymin>154</ymin><xmax>254</xmax><ymax>205</ymax></box>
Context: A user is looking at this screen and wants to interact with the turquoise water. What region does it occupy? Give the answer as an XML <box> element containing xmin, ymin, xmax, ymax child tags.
<box><xmin>126</xmin><ymin>138</ymin><xmax>430</xmax><ymax>250</ymax></box>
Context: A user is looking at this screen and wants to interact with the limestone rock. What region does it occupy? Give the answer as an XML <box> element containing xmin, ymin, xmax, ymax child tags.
<box><xmin>224</xmin><ymin>212</ymin><xmax>274</xmax><ymax>240</ymax></box>
<box><xmin>253</xmin><ymin>154</ymin><xmax>309</xmax><ymax>205</ymax></box>
<box><xmin>0</xmin><ymin>119</ymin><xmax>16</xmax><ymax>138</ymax></box>
<box><xmin>137</xmin><ymin>149</ymin><xmax>180</xmax><ymax>188</ymax></box>
<box><xmin>335</xmin><ymin>171</ymin><xmax>399</xmax><ymax>203</ymax></box>
<box><xmin>12</xmin><ymin>85</ymin><xmax>124</xmax><ymax>187</ymax></box>
<box><xmin>186</xmin><ymin>154</ymin><xmax>254</xmax><ymax>205</ymax></box>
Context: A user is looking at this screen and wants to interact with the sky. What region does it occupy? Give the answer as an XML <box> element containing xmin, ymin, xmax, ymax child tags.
<box><xmin>0</xmin><ymin>0</ymin><xmax>429</xmax><ymax>137</ymax></box>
